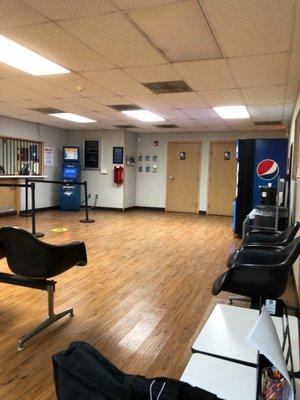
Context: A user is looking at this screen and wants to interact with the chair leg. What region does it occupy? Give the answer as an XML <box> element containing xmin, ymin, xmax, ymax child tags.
<box><xmin>18</xmin><ymin>285</ymin><xmax>73</xmax><ymax>351</ymax></box>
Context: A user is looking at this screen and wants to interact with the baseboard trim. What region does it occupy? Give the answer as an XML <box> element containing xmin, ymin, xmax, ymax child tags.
<box><xmin>133</xmin><ymin>206</ymin><xmax>165</xmax><ymax>211</ymax></box>
<box><xmin>199</xmin><ymin>211</ymin><xmax>207</xmax><ymax>215</ymax></box>
<box><xmin>0</xmin><ymin>210</ymin><xmax>17</xmax><ymax>218</ymax></box>
<box><xmin>19</xmin><ymin>205</ymin><xmax>59</xmax><ymax>214</ymax></box>
<box><xmin>93</xmin><ymin>206</ymin><xmax>124</xmax><ymax>212</ymax></box>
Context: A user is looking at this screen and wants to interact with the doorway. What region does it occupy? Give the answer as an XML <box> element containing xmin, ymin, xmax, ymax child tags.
<box><xmin>166</xmin><ymin>142</ymin><xmax>201</xmax><ymax>213</ymax></box>
<box><xmin>207</xmin><ymin>141</ymin><xmax>236</xmax><ymax>216</ymax></box>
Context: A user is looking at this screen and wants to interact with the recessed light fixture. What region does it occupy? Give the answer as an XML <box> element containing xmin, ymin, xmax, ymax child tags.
<box><xmin>122</xmin><ymin>110</ymin><xmax>165</xmax><ymax>122</ymax></box>
<box><xmin>49</xmin><ymin>113</ymin><xmax>96</xmax><ymax>123</ymax></box>
<box><xmin>0</xmin><ymin>34</ymin><xmax>70</xmax><ymax>76</ymax></box>
<box><xmin>213</xmin><ymin>106</ymin><xmax>250</xmax><ymax>119</ymax></box>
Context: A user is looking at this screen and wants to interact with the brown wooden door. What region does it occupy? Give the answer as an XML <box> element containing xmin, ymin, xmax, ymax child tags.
<box><xmin>207</xmin><ymin>142</ymin><xmax>236</xmax><ymax>216</ymax></box>
<box><xmin>166</xmin><ymin>142</ymin><xmax>201</xmax><ymax>213</ymax></box>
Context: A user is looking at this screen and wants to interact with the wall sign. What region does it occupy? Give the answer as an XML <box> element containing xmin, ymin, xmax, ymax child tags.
<box><xmin>113</xmin><ymin>146</ymin><xmax>123</xmax><ymax>164</ymax></box>
<box><xmin>224</xmin><ymin>151</ymin><xmax>231</xmax><ymax>160</ymax></box>
<box><xmin>44</xmin><ymin>146</ymin><xmax>54</xmax><ymax>166</ymax></box>
<box><xmin>83</xmin><ymin>140</ymin><xmax>100</xmax><ymax>169</ymax></box>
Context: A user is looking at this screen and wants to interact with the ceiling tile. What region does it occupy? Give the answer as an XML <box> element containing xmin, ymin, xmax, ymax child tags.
<box><xmin>200</xmin><ymin>0</ymin><xmax>294</xmax><ymax>57</ymax></box>
<box><xmin>1</xmin><ymin>22</ymin><xmax>114</xmax><ymax>71</ymax></box>
<box><xmin>123</xmin><ymin>94</ymin><xmax>174</xmax><ymax>109</ymax></box>
<box><xmin>241</xmin><ymin>85</ymin><xmax>285</xmax><ymax>105</ymax></box>
<box><xmin>7</xmin><ymin>77</ymin><xmax>79</xmax><ymax>99</ymax></box>
<box><xmin>58</xmin><ymin>13</ymin><xmax>165</xmax><ymax>67</ymax></box>
<box><xmin>0</xmin><ymin>64</ymin><xmax>28</xmax><ymax>79</ymax></box>
<box><xmin>90</xmin><ymin>96</ymin><xmax>132</xmax><ymax>106</ymax></box>
<box><xmin>229</xmin><ymin>53</ymin><xmax>289</xmax><ymax>87</ymax></box>
<box><xmin>0</xmin><ymin>0</ymin><xmax>46</xmax><ymax>28</ymax></box>
<box><xmin>82</xmin><ymin>69</ymin><xmax>151</xmax><ymax>95</ymax></box>
<box><xmin>201</xmin><ymin>121</ymin><xmax>231</xmax><ymax>131</ymax></box>
<box><xmin>124</xmin><ymin>64</ymin><xmax>180</xmax><ymax>82</ymax></box>
<box><xmin>173</xmin><ymin>59</ymin><xmax>237</xmax><ymax>90</ymax></box>
<box><xmin>159</xmin><ymin>92</ymin><xmax>207</xmax><ymax>108</ymax></box>
<box><xmin>158</xmin><ymin>109</ymin><xmax>190</xmax><ymax>119</ymax></box>
<box><xmin>112</xmin><ymin>0</ymin><xmax>180</xmax><ymax>10</ymax></box>
<box><xmin>285</xmin><ymin>84</ymin><xmax>299</xmax><ymax>104</ymax></box>
<box><xmin>42</xmin><ymin>73</ymin><xmax>115</xmax><ymax>97</ymax></box>
<box><xmin>0</xmin><ymin>79</ymin><xmax>51</xmax><ymax>100</ymax></box>
<box><xmin>182</xmin><ymin>107</ymin><xmax>221</xmax><ymax>121</ymax></box>
<box><xmin>288</xmin><ymin>51</ymin><xmax>300</xmax><ymax>83</ymax></box>
<box><xmin>128</xmin><ymin>1</ymin><xmax>221</xmax><ymax>62</ymax></box>
<box><xmin>248</xmin><ymin>104</ymin><xmax>284</xmax><ymax>121</ymax></box>
<box><xmin>226</xmin><ymin>119</ymin><xmax>256</xmax><ymax>131</ymax></box>
<box><xmin>293</xmin><ymin>2</ymin><xmax>300</xmax><ymax>50</ymax></box>
<box><xmin>67</xmin><ymin>98</ymin><xmax>112</xmax><ymax>113</ymax></box>
<box><xmin>198</xmin><ymin>88</ymin><xmax>243</xmax><ymax>106</ymax></box>
<box><xmin>23</xmin><ymin>0</ymin><xmax>116</xmax><ymax>20</ymax></box>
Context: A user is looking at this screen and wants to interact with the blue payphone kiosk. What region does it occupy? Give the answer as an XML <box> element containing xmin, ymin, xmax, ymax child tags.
<box><xmin>60</xmin><ymin>146</ymin><xmax>81</xmax><ymax>211</ymax></box>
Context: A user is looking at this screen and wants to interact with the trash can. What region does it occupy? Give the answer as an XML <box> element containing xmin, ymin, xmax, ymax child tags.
<box><xmin>253</xmin><ymin>205</ymin><xmax>288</xmax><ymax>231</ymax></box>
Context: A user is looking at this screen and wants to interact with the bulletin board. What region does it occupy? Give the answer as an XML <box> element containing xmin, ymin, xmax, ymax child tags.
<box><xmin>83</xmin><ymin>139</ymin><xmax>100</xmax><ymax>170</ymax></box>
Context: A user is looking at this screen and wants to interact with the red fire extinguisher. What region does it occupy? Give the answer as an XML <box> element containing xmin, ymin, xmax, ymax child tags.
<box><xmin>114</xmin><ymin>165</ymin><xmax>124</xmax><ymax>184</ymax></box>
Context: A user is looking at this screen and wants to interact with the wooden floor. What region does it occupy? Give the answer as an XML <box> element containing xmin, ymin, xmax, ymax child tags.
<box><xmin>0</xmin><ymin>210</ymin><xmax>287</xmax><ymax>399</ymax></box>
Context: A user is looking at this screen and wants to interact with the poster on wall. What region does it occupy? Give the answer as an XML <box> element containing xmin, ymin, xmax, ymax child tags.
<box><xmin>44</xmin><ymin>146</ymin><xmax>54</xmax><ymax>166</ymax></box>
<box><xmin>113</xmin><ymin>146</ymin><xmax>124</xmax><ymax>164</ymax></box>
<box><xmin>84</xmin><ymin>140</ymin><xmax>100</xmax><ymax>169</ymax></box>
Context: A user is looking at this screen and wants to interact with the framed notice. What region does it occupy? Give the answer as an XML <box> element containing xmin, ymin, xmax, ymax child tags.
<box><xmin>113</xmin><ymin>146</ymin><xmax>123</xmax><ymax>164</ymax></box>
<box><xmin>292</xmin><ymin>111</ymin><xmax>300</xmax><ymax>179</ymax></box>
<box><xmin>44</xmin><ymin>146</ymin><xmax>54</xmax><ymax>166</ymax></box>
<box><xmin>83</xmin><ymin>140</ymin><xmax>100</xmax><ymax>169</ymax></box>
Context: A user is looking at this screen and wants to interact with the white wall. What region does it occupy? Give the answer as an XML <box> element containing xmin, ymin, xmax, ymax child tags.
<box><xmin>124</xmin><ymin>131</ymin><xmax>137</xmax><ymax>209</ymax></box>
<box><xmin>67</xmin><ymin>129</ymin><xmax>125</xmax><ymax>209</ymax></box>
<box><xmin>135</xmin><ymin>130</ymin><xmax>286</xmax><ymax>211</ymax></box>
<box><xmin>0</xmin><ymin>116</ymin><xmax>68</xmax><ymax>209</ymax></box>
<box><xmin>288</xmin><ymin>92</ymin><xmax>300</xmax><ymax>297</ymax></box>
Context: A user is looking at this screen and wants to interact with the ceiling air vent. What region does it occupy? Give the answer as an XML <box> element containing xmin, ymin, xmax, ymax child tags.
<box><xmin>143</xmin><ymin>80</ymin><xmax>192</xmax><ymax>94</ymax></box>
<box><xmin>30</xmin><ymin>107</ymin><xmax>64</xmax><ymax>114</ymax></box>
<box><xmin>109</xmin><ymin>104</ymin><xmax>141</xmax><ymax>111</ymax></box>
<box><xmin>114</xmin><ymin>124</ymin><xmax>136</xmax><ymax>128</ymax></box>
<box><xmin>154</xmin><ymin>124</ymin><xmax>178</xmax><ymax>128</ymax></box>
<box><xmin>254</xmin><ymin>121</ymin><xmax>282</xmax><ymax>126</ymax></box>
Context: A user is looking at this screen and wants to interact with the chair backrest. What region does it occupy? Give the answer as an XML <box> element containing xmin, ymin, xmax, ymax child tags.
<box><xmin>277</xmin><ymin>236</ymin><xmax>300</xmax><ymax>266</ymax></box>
<box><xmin>276</xmin><ymin>221</ymin><xmax>300</xmax><ymax>243</ymax></box>
<box><xmin>0</xmin><ymin>226</ymin><xmax>87</xmax><ymax>279</ymax></box>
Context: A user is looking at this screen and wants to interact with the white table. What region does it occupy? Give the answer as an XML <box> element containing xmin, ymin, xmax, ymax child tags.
<box><xmin>181</xmin><ymin>353</ymin><xmax>257</xmax><ymax>400</ymax></box>
<box><xmin>192</xmin><ymin>304</ymin><xmax>299</xmax><ymax>372</ymax></box>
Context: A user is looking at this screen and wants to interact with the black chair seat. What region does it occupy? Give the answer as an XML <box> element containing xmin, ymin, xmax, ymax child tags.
<box><xmin>213</xmin><ymin>238</ymin><xmax>300</xmax><ymax>300</ymax></box>
<box><xmin>0</xmin><ymin>226</ymin><xmax>87</xmax><ymax>278</ymax></box>
<box><xmin>244</xmin><ymin>221</ymin><xmax>300</xmax><ymax>247</ymax></box>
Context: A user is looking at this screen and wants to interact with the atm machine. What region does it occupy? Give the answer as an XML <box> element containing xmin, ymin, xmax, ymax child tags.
<box><xmin>60</xmin><ymin>146</ymin><xmax>81</xmax><ymax>211</ymax></box>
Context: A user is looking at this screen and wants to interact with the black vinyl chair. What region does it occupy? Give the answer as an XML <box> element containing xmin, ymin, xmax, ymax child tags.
<box><xmin>227</xmin><ymin>221</ymin><xmax>300</xmax><ymax>268</ymax></box>
<box><xmin>0</xmin><ymin>226</ymin><xmax>87</xmax><ymax>350</ymax></box>
<box><xmin>212</xmin><ymin>237</ymin><xmax>300</xmax><ymax>301</ymax></box>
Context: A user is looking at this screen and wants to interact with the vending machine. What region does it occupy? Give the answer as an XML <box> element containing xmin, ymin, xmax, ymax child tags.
<box><xmin>60</xmin><ymin>146</ymin><xmax>81</xmax><ymax>211</ymax></box>
<box><xmin>233</xmin><ymin>138</ymin><xmax>288</xmax><ymax>236</ymax></box>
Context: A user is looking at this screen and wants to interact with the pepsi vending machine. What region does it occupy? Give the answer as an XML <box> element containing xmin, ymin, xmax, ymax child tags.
<box><xmin>60</xmin><ymin>146</ymin><xmax>81</xmax><ymax>211</ymax></box>
<box><xmin>233</xmin><ymin>138</ymin><xmax>288</xmax><ymax>236</ymax></box>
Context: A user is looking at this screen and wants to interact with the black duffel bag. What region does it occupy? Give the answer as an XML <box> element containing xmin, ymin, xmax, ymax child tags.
<box><xmin>52</xmin><ymin>341</ymin><xmax>220</xmax><ymax>400</ymax></box>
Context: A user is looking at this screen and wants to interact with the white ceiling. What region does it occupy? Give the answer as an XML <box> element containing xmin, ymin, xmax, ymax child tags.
<box><xmin>0</xmin><ymin>0</ymin><xmax>298</xmax><ymax>132</ymax></box>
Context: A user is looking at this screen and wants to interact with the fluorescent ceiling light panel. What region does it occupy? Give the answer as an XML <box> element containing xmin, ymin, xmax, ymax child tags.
<box><xmin>122</xmin><ymin>110</ymin><xmax>165</xmax><ymax>122</ymax></box>
<box><xmin>49</xmin><ymin>113</ymin><xmax>96</xmax><ymax>123</ymax></box>
<box><xmin>0</xmin><ymin>34</ymin><xmax>70</xmax><ymax>76</ymax></box>
<box><xmin>213</xmin><ymin>106</ymin><xmax>250</xmax><ymax>119</ymax></box>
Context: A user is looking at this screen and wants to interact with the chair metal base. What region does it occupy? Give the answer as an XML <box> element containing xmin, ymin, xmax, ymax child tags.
<box><xmin>18</xmin><ymin>285</ymin><xmax>73</xmax><ymax>351</ymax></box>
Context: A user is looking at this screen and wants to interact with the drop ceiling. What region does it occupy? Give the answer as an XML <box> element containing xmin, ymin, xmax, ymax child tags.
<box><xmin>0</xmin><ymin>0</ymin><xmax>298</xmax><ymax>133</ymax></box>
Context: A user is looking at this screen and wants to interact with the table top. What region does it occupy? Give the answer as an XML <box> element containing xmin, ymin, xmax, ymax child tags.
<box><xmin>181</xmin><ymin>353</ymin><xmax>257</xmax><ymax>400</ymax></box>
<box><xmin>192</xmin><ymin>304</ymin><xmax>299</xmax><ymax>372</ymax></box>
<box><xmin>0</xmin><ymin>175</ymin><xmax>47</xmax><ymax>179</ymax></box>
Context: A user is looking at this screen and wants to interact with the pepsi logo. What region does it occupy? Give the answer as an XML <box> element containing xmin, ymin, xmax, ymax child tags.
<box><xmin>256</xmin><ymin>159</ymin><xmax>279</xmax><ymax>180</ymax></box>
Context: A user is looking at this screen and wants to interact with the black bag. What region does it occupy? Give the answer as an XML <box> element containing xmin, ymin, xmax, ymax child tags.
<box><xmin>52</xmin><ymin>341</ymin><xmax>220</xmax><ymax>400</ymax></box>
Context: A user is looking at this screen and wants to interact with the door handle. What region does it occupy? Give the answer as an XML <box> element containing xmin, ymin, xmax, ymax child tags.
<box><xmin>169</xmin><ymin>176</ymin><xmax>174</xmax><ymax>180</ymax></box>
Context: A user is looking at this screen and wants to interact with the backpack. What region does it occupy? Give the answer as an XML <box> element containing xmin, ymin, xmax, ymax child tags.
<box><xmin>52</xmin><ymin>341</ymin><xmax>220</xmax><ymax>400</ymax></box>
